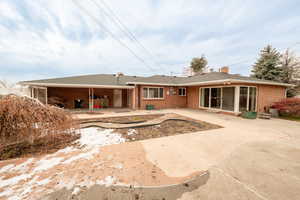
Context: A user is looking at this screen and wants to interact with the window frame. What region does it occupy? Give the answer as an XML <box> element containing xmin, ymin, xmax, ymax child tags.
<box><xmin>178</xmin><ymin>87</ymin><xmax>186</xmax><ymax>96</ymax></box>
<box><xmin>143</xmin><ymin>87</ymin><xmax>164</xmax><ymax>99</ymax></box>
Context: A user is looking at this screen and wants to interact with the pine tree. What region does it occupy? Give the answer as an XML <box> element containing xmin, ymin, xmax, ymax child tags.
<box><xmin>251</xmin><ymin>45</ymin><xmax>282</xmax><ymax>81</ymax></box>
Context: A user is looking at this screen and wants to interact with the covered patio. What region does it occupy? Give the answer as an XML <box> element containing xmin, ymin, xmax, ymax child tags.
<box><xmin>30</xmin><ymin>86</ymin><xmax>134</xmax><ymax>110</ymax></box>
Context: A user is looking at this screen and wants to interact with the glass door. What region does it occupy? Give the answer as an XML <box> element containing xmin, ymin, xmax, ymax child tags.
<box><xmin>211</xmin><ymin>88</ymin><xmax>221</xmax><ymax>109</ymax></box>
<box><xmin>239</xmin><ymin>87</ymin><xmax>257</xmax><ymax>112</ymax></box>
<box><xmin>222</xmin><ymin>87</ymin><xmax>235</xmax><ymax>111</ymax></box>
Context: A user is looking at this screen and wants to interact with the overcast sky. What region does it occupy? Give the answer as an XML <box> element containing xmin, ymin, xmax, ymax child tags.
<box><xmin>0</xmin><ymin>0</ymin><xmax>300</xmax><ymax>82</ymax></box>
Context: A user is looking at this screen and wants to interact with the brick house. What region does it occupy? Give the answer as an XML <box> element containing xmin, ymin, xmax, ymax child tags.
<box><xmin>20</xmin><ymin>68</ymin><xmax>292</xmax><ymax>114</ymax></box>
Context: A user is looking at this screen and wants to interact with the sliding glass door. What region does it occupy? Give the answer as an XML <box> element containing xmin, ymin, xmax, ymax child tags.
<box><xmin>239</xmin><ymin>86</ymin><xmax>257</xmax><ymax>112</ymax></box>
<box><xmin>222</xmin><ymin>87</ymin><xmax>235</xmax><ymax>111</ymax></box>
<box><xmin>200</xmin><ymin>86</ymin><xmax>257</xmax><ymax>112</ymax></box>
<box><xmin>211</xmin><ymin>88</ymin><xmax>221</xmax><ymax>109</ymax></box>
<box><xmin>200</xmin><ymin>87</ymin><xmax>235</xmax><ymax>111</ymax></box>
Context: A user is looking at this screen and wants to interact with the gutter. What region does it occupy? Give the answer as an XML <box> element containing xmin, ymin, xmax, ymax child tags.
<box><xmin>126</xmin><ymin>79</ymin><xmax>293</xmax><ymax>87</ymax></box>
<box><xmin>19</xmin><ymin>82</ymin><xmax>135</xmax><ymax>89</ymax></box>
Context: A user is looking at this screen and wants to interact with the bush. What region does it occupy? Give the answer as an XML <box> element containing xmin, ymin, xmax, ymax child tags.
<box><xmin>0</xmin><ymin>95</ymin><xmax>79</xmax><ymax>158</ymax></box>
<box><xmin>271</xmin><ymin>98</ymin><xmax>300</xmax><ymax>117</ymax></box>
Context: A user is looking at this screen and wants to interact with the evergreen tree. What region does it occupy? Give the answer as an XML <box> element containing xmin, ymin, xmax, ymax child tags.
<box><xmin>251</xmin><ymin>45</ymin><xmax>282</xmax><ymax>81</ymax></box>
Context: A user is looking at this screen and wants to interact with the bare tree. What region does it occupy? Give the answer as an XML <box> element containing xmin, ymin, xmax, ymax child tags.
<box><xmin>280</xmin><ymin>49</ymin><xmax>300</xmax><ymax>83</ymax></box>
<box><xmin>280</xmin><ymin>49</ymin><xmax>300</xmax><ymax>97</ymax></box>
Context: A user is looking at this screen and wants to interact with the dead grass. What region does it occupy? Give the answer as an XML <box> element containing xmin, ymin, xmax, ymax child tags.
<box><xmin>0</xmin><ymin>95</ymin><xmax>79</xmax><ymax>160</ymax></box>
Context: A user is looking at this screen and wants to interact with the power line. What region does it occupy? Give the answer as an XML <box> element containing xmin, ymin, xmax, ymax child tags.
<box><xmin>89</xmin><ymin>0</ymin><xmax>167</xmax><ymax>73</ymax></box>
<box><xmin>72</xmin><ymin>0</ymin><xmax>156</xmax><ymax>72</ymax></box>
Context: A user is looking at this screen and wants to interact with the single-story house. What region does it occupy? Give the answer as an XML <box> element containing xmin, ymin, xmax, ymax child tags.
<box><xmin>20</xmin><ymin>67</ymin><xmax>292</xmax><ymax>114</ymax></box>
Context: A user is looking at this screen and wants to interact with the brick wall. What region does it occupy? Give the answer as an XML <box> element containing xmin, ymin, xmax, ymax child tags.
<box><xmin>257</xmin><ymin>85</ymin><xmax>286</xmax><ymax>112</ymax></box>
<box><xmin>186</xmin><ymin>86</ymin><xmax>200</xmax><ymax>109</ymax></box>
<box><xmin>185</xmin><ymin>84</ymin><xmax>286</xmax><ymax>113</ymax></box>
<box><xmin>137</xmin><ymin>85</ymin><xmax>187</xmax><ymax>109</ymax></box>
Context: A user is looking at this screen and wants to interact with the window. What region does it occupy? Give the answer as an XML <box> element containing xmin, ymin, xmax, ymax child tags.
<box><xmin>179</xmin><ymin>88</ymin><xmax>186</xmax><ymax>96</ymax></box>
<box><xmin>143</xmin><ymin>87</ymin><xmax>164</xmax><ymax>99</ymax></box>
<box><xmin>239</xmin><ymin>86</ymin><xmax>257</xmax><ymax>112</ymax></box>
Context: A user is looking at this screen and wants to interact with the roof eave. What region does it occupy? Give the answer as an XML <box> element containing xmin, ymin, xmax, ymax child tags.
<box><xmin>127</xmin><ymin>79</ymin><xmax>293</xmax><ymax>87</ymax></box>
<box><xmin>19</xmin><ymin>82</ymin><xmax>135</xmax><ymax>89</ymax></box>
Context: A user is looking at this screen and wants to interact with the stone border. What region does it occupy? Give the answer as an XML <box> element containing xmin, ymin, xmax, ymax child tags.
<box><xmin>79</xmin><ymin>114</ymin><xmax>204</xmax><ymax>129</ymax></box>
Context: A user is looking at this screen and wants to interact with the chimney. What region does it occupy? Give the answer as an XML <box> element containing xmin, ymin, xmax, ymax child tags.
<box><xmin>220</xmin><ymin>66</ymin><xmax>229</xmax><ymax>73</ymax></box>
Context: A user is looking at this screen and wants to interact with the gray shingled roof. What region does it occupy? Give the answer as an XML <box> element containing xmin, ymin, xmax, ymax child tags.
<box><xmin>20</xmin><ymin>72</ymin><xmax>291</xmax><ymax>87</ymax></box>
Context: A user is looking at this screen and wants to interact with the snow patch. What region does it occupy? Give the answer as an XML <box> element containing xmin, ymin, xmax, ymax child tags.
<box><xmin>96</xmin><ymin>176</ymin><xmax>116</xmax><ymax>187</ymax></box>
<box><xmin>62</xmin><ymin>147</ymin><xmax>100</xmax><ymax>164</ymax></box>
<box><xmin>33</xmin><ymin>157</ymin><xmax>64</xmax><ymax>172</ymax></box>
<box><xmin>79</xmin><ymin>127</ymin><xmax>125</xmax><ymax>147</ymax></box>
<box><xmin>0</xmin><ymin>173</ymin><xmax>32</xmax><ymax>188</ymax></box>
<box><xmin>11</xmin><ymin>158</ymin><xmax>34</xmax><ymax>172</ymax></box>
<box><xmin>72</xmin><ymin>187</ymin><xmax>81</xmax><ymax>195</ymax></box>
<box><xmin>36</xmin><ymin>178</ymin><xmax>50</xmax><ymax>186</ymax></box>
<box><xmin>0</xmin><ymin>164</ymin><xmax>15</xmax><ymax>173</ymax></box>
<box><xmin>127</xmin><ymin>129</ymin><xmax>137</xmax><ymax>136</ymax></box>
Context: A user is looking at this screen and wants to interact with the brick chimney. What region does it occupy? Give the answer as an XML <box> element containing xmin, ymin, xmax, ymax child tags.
<box><xmin>220</xmin><ymin>66</ymin><xmax>229</xmax><ymax>73</ymax></box>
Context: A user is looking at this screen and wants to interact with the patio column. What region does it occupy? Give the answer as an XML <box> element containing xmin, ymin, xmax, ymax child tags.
<box><xmin>234</xmin><ymin>86</ymin><xmax>240</xmax><ymax>113</ymax></box>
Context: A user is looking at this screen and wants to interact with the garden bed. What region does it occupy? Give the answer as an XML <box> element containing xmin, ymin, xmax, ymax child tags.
<box><xmin>111</xmin><ymin>117</ymin><xmax>221</xmax><ymax>142</ymax></box>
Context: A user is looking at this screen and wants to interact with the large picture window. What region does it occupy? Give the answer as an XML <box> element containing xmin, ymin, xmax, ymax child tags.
<box><xmin>143</xmin><ymin>87</ymin><xmax>164</xmax><ymax>99</ymax></box>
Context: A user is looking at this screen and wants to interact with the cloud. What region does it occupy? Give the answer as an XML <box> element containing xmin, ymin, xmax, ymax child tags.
<box><xmin>0</xmin><ymin>0</ymin><xmax>300</xmax><ymax>82</ymax></box>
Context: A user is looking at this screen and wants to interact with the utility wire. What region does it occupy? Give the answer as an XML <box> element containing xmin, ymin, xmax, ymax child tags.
<box><xmin>89</xmin><ymin>0</ymin><xmax>167</xmax><ymax>73</ymax></box>
<box><xmin>72</xmin><ymin>0</ymin><xmax>156</xmax><ymax>72</ymax></box>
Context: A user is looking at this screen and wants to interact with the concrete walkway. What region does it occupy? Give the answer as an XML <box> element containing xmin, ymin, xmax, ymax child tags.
<box><xmin>138</xmin><ymin>109</ymin><xmax>300</xmax><ymax>200</ymax></box>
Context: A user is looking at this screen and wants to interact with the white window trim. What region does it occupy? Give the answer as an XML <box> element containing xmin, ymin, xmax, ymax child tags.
<box><xmin>143</xmin><ymin>87</ymin><xmax>164</xmax><ymax>100</ymax></box>
<box><xmin>198</xmin><ymin>85</ymin><xmax>258</xmax><ymax>113</ymax></box>
<box><xmin>179</xmin><ymin>87</ymin><xmax>186</xmax><ymax>96</ymax></box>
<box><xmin>238</xmin><ymin>86</ymin><xmax>258</xmax><ymax>112</ymax></box>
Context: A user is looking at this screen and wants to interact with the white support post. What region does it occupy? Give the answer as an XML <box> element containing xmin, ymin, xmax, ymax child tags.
<box><xmin>234</xmin><ymin>86</ymin><xmax>240</xmax><ymax>113</ymax></box>
<box><xmin>246</xmin><ymin>87</ymin><xmax>250</xmax><ymax>111</ymax></box>
<box><xmin>209</xmin><ymin>88</ymin><xmax>211</xmax><ymax>108</ymax></box>
<box><xmin>220</xmin><ymin>87</ymin><xmax>223</xmax><ymax>110</ymax></box>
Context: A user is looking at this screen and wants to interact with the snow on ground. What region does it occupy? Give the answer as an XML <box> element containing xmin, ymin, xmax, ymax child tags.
<box><xmin>0</xmin><ymin>127</ymin><xmax>126</xmax><ymax>200</ymax></box>
<box><xmin>79</xmin><ymin>128</ymin><xmax>125</xmax><ymax>147</ymax></box>
<box><xmin>127</xmin><ymin>129</ymin><xmax>137</xmax><ymax>136</ymax></box>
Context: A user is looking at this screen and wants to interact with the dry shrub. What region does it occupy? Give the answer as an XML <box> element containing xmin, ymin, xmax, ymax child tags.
<box><xmin>271</xmin><ymin>98</ymin><xmax>300</xmax><ymax>117</ymax></box>
<box><xmin>0</xmin><ymin>95</ymin><xmax>79</xmax><ymax>158</ymax></box>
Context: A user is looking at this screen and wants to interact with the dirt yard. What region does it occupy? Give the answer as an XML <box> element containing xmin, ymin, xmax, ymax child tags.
<box><xmin>0</xmin><ymin>133</ymin><xmax>79</xmax><ymax>160</ymax></box>
<box><xmin>113</xmin><ymin>118</ymin><xmax>221</xmax><ymax>142</ymax></box>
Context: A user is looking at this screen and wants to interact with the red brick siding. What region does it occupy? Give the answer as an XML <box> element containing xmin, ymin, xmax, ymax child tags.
<box><xmin>138</xmin><ymin>85</ymin><xmax>187</xmax><ymax>109</ymax></box>
<box><xmin>257</xmin><ymin>85</ymin><xmax>286</xmax><ymax>112</ymax></box>
<box><xmin>185</xmin><ymin>84</ymin><xmax>286</xmax><ymax>112</ymax></box>
<box><xmin>187</xmin><ymin>86</ymin><xmax>199</xmax><ymax>109</ymax></box>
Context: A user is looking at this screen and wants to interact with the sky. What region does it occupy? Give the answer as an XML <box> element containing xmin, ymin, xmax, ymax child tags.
<box><xmin>0</xmin><ymin>0</ymin><xmax>300</xmax><ymax>82</ymax></box>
